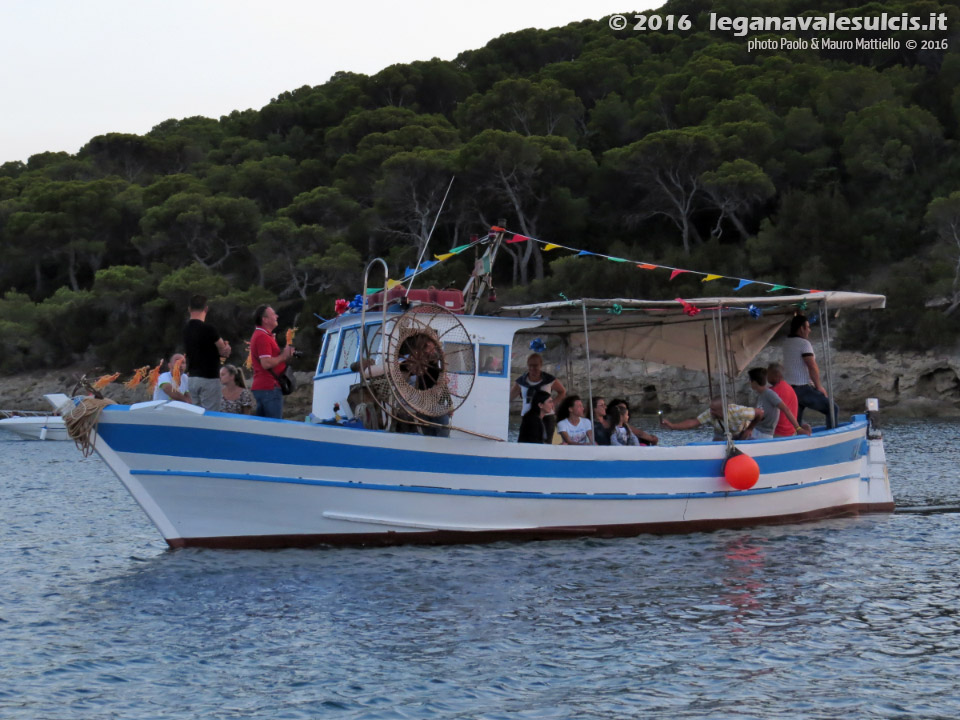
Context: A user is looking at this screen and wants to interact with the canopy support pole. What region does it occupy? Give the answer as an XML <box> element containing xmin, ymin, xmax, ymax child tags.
<box><xmin>581</xmin><ymin>301</ymin><xmax>595</xmax><ymax>444</ymax></box>
<box><xmin>819</xmin><ymin>299</ymin><xmax>837</xmax><ymax>427</ymax></box>
<box><xmin>711</xmin><ymin>307</ymin><xmax>734</xmax><ymax>450</ymax></box>
<box><xmin>703</xmin><ymin>324</ymin><xmax>714</xmax><ymax>400</ymax></box>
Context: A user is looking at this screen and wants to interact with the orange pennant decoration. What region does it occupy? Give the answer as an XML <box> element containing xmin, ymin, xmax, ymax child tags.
<box><xmin>92</xmin><ymin>372</ymin><xmax>121</xmax><ymax>390</ymax></box>
<box><xmin>123</xmin><ymin>366</ymin><xmax>150</xmax><ymax>389</ymax></box>
<box><xmin>170</xmin><ymin>356</ymin><xmax>184</xmax><ymax>387</ymax></box>
<box><xmin>146</xmin><ymin>362</ymin><xmax>162</xmax><ymax>396</ymax></box>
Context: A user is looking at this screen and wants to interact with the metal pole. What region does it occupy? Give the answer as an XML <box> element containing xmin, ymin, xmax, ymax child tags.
<box><xmin>703</xmin><ymin>324</ymin><xmax>714</xmax><ymax>400</ymax></box>
<box><xmin>360</xmin><ymin>258</ymin><xmax>390</xmax><ymax>361</ymax></box>
<box><xmin>406</xmin><ymin>176</ymin><xmax>455</xmax><ymax>295</ymax></box>
<box><xmin>712</xmin><ymin>307</ymin><xmax>733</xmax><ymax>449</ymax></box>
<box><xmin>581</xmin><ymin>301</ymin><xmax>595</xmax><ymax>444</ymax></box>
<box><xmin>819</xmin><ymin>299</ymin><xmax>837</xmax><ymax>427</ymax></box>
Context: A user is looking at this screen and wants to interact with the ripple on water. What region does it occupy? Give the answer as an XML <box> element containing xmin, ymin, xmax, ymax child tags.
<box><xmin>1</xmin><ymin>422</ymin><xmax>960</xmax><ymax>718</ymax></box>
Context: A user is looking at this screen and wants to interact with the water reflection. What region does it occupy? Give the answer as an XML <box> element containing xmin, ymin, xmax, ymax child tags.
<box><xmin>720</xmin><ymin>536</ymin><xmax>766</xmax><ymax>630</ymax></box>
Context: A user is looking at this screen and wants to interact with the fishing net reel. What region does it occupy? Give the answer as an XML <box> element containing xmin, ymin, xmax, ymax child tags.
<box><xmin>383</xmin><ymin>304</ymin><xmax>476</xmax><ymax>421</ymax></box>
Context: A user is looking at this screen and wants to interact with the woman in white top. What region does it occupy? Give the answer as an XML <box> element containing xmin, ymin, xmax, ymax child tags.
<box><xmin>557</xmin><ymin>395</ymin><xmax>594</xmax><ymax>445</ymax></box>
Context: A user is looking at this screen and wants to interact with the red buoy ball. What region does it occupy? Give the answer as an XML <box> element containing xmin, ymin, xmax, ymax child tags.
<box><xmin>724</xmin><ymin>453</ymin><xmax>760</xmax><ymax>490</ymax></box>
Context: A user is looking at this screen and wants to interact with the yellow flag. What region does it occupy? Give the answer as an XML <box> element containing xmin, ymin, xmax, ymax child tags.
<box><xmin>386</xmin><ymin>278</ymin><xmax>402</xmax><ymax>289</ymax></box>
<box><xmin>434</xmin><ymin>253</ymin><xmax>454</xmax><ymax>261</ymax></box>
<box><xmin>702</xmin><ymin>274</ymin><xmax>723</xmax><ymax>282</ymax></box>
<box><xmin>544</xmin><ymin>244</ymin><xmax>561</xmax><ymax>251</ymax></box>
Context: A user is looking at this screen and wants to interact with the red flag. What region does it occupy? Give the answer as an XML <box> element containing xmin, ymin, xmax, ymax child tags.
<box><xmin>508</xmin><ymin>234</ymin><xmax>529</xmax><ymax>243</ymax></box>
<box><xmin>670</xmin><ymin>269</ymin><xmax>689</xmax><ymax>281</ymax></box>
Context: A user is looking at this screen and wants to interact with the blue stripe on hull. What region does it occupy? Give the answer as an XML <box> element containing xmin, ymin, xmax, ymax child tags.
<box><xmin>99</xmin><ymin>422</ymin><xmax>863</xmax><ymax>479</ymax></box>
<box><xmin>131</xmin><ymin>468</ymin><xmax>860</xmax><ymax>499</ymax></box>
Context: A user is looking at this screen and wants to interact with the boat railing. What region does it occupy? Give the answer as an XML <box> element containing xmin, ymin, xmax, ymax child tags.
<box><xmin>0</xmin><ymin>409</ymin><xmax>58</xmax><ymax>419</ymax></box>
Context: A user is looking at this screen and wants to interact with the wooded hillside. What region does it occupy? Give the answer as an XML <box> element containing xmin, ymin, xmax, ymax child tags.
<box><xmin>2</xmin><ymin>0</ymin><xmax>960</xmax><ymax>372</ymax></box>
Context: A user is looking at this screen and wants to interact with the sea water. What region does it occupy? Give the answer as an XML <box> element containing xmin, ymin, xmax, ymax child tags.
<box><xmin>0</xmin><ymin>419</ymin><xmax>958</xmax><ymax>719</ymax></box>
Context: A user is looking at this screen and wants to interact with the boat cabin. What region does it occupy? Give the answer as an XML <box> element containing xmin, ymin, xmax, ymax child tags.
<box><xmin>310</xmin><ymin>296</ymin><xmax>543</xmax><ymax>441</ymax></box>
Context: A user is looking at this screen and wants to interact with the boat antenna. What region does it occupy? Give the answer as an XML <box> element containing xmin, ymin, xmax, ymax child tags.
<box><xmin>405</xmin><ymin>176</ymin><xmax>455</xmax><ymax>296</ymax></box>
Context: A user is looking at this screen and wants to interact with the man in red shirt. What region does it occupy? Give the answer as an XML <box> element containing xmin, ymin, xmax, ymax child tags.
<box><xmin>768</xmin><ymin>362</ymin><xmax>809</xmax><ymax>437</ymax></box>
<box><xmin>250</xmin><ymin>305</ymin><xmax>295</xmax><ymax>419</ymax></box>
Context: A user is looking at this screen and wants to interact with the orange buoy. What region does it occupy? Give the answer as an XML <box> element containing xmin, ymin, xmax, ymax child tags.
<box><xmin>724</xmin><ymin>452</ymin><xmax>760</xmax><ymax>490</ymax></box>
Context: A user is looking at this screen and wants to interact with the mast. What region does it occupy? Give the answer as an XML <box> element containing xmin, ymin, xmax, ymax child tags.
<box><xmin>463</xmin><ymin>224</ymin><xmax>507</xmax><ymax>315</ymax></box>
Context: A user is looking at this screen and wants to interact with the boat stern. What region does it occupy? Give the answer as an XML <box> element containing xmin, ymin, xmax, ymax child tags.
<box><xmin>856</xmin><ymin>406</ymin><xmax>894</xmax><ymax>512</ymax></box>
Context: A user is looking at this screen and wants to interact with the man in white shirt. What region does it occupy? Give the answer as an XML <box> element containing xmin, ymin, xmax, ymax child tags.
<box><xmin>781</xmin><ymin>315</ymin><xmax>839</xmax><ymax>428</ymax></box>
<box><xmin>152</xmin><ymin>353</ymin><xmax>192</xmax><ymax>403</ymax></box>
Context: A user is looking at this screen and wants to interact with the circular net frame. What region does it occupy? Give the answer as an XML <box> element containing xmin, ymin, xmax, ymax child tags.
<box><xmin>384</xmin><ymin>304</ymin><xmax>476</xmax><ymax>418</ymax></box>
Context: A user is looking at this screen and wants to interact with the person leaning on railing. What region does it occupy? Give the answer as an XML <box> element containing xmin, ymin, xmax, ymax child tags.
<box><xmin>661</xmin><ymin>398</ymin><xmax>759</xmax><ymax>442</ymax></box>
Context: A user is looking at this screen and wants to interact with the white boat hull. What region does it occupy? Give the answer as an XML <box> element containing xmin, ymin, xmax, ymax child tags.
<box><xmin>0</xmin><ymin>416</ymin><xmax>69</xmax><ymax>441</ymax></box>
<box><xmin>90</xmin><ymin>405</ymin><xmax>894</xmax><ymax>549</ymax></box>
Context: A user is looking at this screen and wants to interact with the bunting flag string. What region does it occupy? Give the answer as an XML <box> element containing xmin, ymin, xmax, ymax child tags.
<box><xmin>360</xmin><ymin>225</ymin><xmax>820</xmax><ymax>305</ymax></box>
<box><xmin>481</xmin><ymin>227</ymin><xmax>819</xmax><ymax>295</ymax></box>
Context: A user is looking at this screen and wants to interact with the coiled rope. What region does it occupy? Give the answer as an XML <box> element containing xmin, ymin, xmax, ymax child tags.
<box><xmin>62</xmin><ymin>397</ymin><xmax>116</xmax><ymax>457</ymax></box>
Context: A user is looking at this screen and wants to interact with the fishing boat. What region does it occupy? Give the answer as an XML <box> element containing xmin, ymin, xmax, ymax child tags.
<box><xmin>0</xmin><ymin>394</ymin><xmax>71</xmax><ymax>441</ymax></box>
<box><xmin>71</xmin><ymin>231</ymin><xmax>893</xmax><ymax>549</ymax></box>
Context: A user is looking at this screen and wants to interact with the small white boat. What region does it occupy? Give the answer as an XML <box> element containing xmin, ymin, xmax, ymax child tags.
<box><xmin>71</xmin><ymin>235</ymin><xmax>893</xmax><ymax>549</ymax></box>
<box><xmin>0</xmin><ymin>394</ymin><xmax>71</xmax><ymax>441</ymax></box>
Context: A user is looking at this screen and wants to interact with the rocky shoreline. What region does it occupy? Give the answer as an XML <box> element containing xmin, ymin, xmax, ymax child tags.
<box><xmin>2</xmin><ymin>341</ymin><xmax>959</xmax><ymax>420</ymax></box>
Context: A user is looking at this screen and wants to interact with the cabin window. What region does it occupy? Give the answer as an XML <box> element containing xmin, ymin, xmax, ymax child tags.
<box><xmin>334</xmin><ymin>327</ymin><xmax>361</xmax><ymax>371</ymax></box>
<box><xmin>478</xmin><ymin>345</ymin><xmax>507</xmax><ymax>377</ymax></box>
<box><xmin>319</xmin><ymin>331</ymin><xmax>339</xmax><ymax>375</ymax></box>
<box><xmin>442</xmin><ymin>341</ymin><xmax>475</xmax><ymax>374</ymax></box>
<box><xmin>364</xmin><ymin>322</ymin><xmax>383</xmax><ymax>363</ymax></box>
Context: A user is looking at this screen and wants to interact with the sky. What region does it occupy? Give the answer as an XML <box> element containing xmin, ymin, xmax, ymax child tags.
<box><xmin>2</xmin><ymin>0</ymin><xmax>659</xmax><ymax>164</ymax></box>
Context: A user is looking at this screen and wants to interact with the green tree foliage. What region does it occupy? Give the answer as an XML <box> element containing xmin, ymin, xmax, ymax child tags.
<box><xmin>924</xmin><ymin>191</ymin><xmax>960</xmax><ymax>315</ymax></box>
<box><xmin>4</xmin><ymin>0</ymin><xmax>960</xmax><ymax>372</ymax></box>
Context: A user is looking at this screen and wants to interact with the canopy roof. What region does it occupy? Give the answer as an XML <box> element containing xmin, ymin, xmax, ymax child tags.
<box><xmin>499</xmin><ymin>292</ymin><xmax>885</xmax><ymax>375</ymax></box>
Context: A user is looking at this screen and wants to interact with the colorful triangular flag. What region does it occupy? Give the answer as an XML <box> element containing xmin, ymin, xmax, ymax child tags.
<box><xmin>670</xmin><ymin>269</ymin><xmax>689</xmax><ymax>280</ymax></box>
<box><xmin>544</xmin><ymin>243</ymin><xmax>561</xmax><ymax>251</ymax></box>
<box><xmin>702</xmin><ymin>274</ymin><xmax>723</xmax><ymax>283</ymax></box>
<box><xmin>734</xmin><ymin>279</ymin><xmax>754</xmax><ymax>291</ymax></box>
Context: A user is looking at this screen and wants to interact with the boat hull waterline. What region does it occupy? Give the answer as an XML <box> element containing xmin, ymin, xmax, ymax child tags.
<box><xmin>91</xmin><ymin>406</ymin><xmax>893</xmax><ymax>549</ymax></box>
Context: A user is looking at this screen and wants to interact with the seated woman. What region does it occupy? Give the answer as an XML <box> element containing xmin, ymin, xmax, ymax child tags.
<box><xmin>607</xmin><ymin>405</ymin><xmax>640</xmax><ymax>446</ymax></box>
<box><xmin>518</xmin><ymin>390</ymin><xmax>554</xmax><ymax>444</ymax></box>
<box><xmin>219</xmin><ymin>364</ymin><xmax>255</xmax><ymax>415</ymax></box>
<box><xmin>557</xmin><ymin>395</ymin><xmax>594</xmax><ymax>445</ymax></box>
<box><xmin>592</xmin><ymin>397</ymin><xmax>611</xmax><ymax>446</ymax></box>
